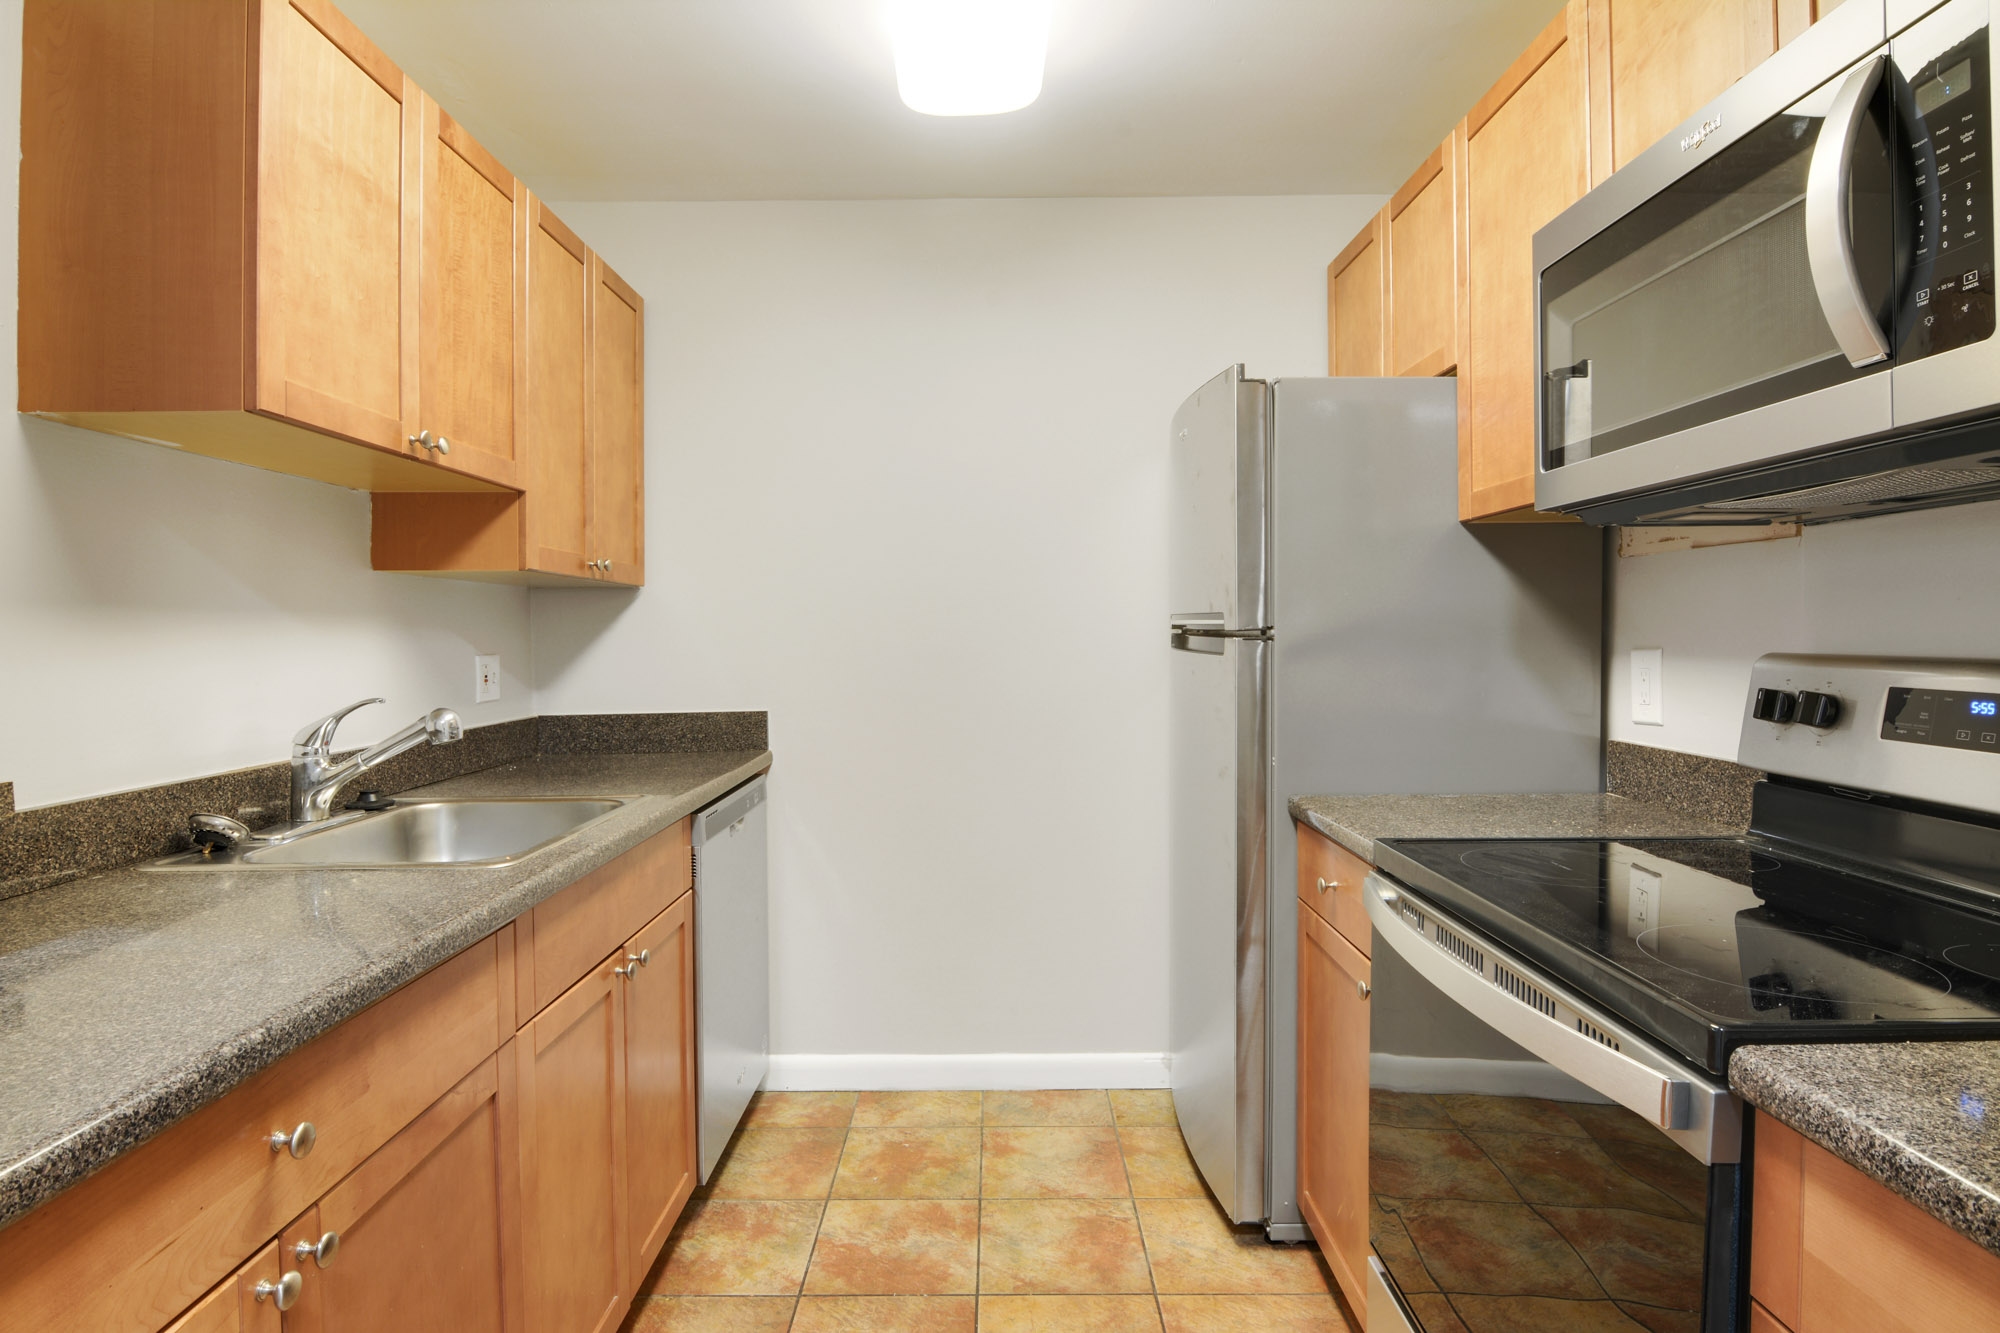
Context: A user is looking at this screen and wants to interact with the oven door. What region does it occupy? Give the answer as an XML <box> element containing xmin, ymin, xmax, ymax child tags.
<box><xmin>1363</xmin><ymin>874</ymin><xmax>1743</xmax><ymax>1333</ymax></box>
<box><xmin>1534</xmin><ymin>1</ymin><xmax>1898</xmax><ymax>515</ymax></box>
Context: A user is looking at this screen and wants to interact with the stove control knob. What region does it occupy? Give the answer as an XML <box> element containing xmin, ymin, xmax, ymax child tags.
<box><xmin>1796</xmin><ymin>690</ymin><xmax>1842</xmax><ymax>729</ymax></box>
<box><xmin>1753</xmin><ymin>688</ymin><xmax>1799</xmax><ymax>724</ymax></box>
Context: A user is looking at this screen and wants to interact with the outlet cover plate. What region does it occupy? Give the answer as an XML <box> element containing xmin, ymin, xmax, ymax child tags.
<box><xmin>1631</xmin><ymin>648</ymin><xmax>1663</xmax><ymax>727</ymax></box>
<box><xmin>474</xmin><ymin>654</ymin><xmax>501</xmax><ymax>703</ymax></box>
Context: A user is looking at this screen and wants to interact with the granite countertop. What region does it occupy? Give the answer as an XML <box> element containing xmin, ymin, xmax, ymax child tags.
<box><xmin>0</xmin><ymin>749</ymin><xmax>770</xmax><ymax>1232</ymax></box>
<box><xmin>1731</xmin><ymin>1043</ymin><xmax>2000</xmax><ymax>1257</ymax></box>
<box><xmin>1288</xmin><ymin>792</ymin><xmax>1739</xmax><ymax>862</ymax></box>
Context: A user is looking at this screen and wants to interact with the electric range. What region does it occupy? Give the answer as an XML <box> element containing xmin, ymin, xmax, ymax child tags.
<box><xmin>1355</xmin><ymin>654</ymin><xmax>2000</xmax><ymax>1333</ymax></box>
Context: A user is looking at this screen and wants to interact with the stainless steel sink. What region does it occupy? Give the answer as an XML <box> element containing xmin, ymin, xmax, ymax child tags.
<box><xmin>147</xmin><ymin>797</ymin><xmax>628</xmax><ymax>870</ymax></box>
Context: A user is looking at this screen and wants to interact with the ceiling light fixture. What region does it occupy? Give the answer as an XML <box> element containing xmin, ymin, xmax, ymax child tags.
<box><xmin>888</xmin><ymin>0</ymin><xmax>1052</xmax><ymax>117</ymax></box>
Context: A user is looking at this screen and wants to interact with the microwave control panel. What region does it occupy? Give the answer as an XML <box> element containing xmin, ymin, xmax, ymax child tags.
<box><xmin>1903</xmin><ymin>29</ymin><xmax>1996</xmax><ymax>361</ymax></box>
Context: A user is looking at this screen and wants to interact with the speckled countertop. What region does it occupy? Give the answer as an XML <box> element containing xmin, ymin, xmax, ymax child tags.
<box><xmin>1288</xmin><ymin>792</ymin><xmax>1738</xmax><ymax>861</ymax></box>
<box><xmin>0</xmin><ymin>749</ymin><xmax>770</xmax><ymax>1232</ymax></box>
<box><xmin>1732</xmin><ymin>1043</ymin><xmax>2000</xmax><ymax>1256</ymax></box>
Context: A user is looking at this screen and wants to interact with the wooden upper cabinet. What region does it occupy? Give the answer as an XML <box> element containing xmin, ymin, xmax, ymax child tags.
<box><xmin>1387</xmin><ymin>143</ymin><xmax>1461</xmax><ymax>377</ymax></box>
<box><xmin>525</xmin><ymin>200</ymin><xmax>595</xmax><ymax>579</ymax></box>
<box><xmin>1297</xmin><ymin>901</ymin><xmax>1370</xmax><ymax>1316</ymax></box>
<box><xmin>623</xmin><ymin>893</ymin><xmax>699</xmax><ymax>1282</ymax></box>
<box><xmin>414</xmin><ymin>101</ymin><xmax>525</xmax><ymax>489</ymax></box>
<box><xmin>590</xmin><ymin>256</ymin><xmax>647</xmax><ymax>585</ymax></box>
<box><xmin>1586</xmin><ymin>0</ymin><xmax>1777</xmax><ymax>174</ymax></box>
<box><xmin>1779</xmin><ymin>0</ymin><xmax>1849</xmax><ymax>49</ymax></box>
<box><xmin>1327</xmin><ymin>211</ymin><xmax>1388</xmax><ymax>376</ymax></box>
<box><xmin>1458</xmin><ymin>3</ymin><xmax>1593</xmax><ymax>521</ymax></box>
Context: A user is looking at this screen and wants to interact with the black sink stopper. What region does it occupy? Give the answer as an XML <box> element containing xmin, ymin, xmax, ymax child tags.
<box><xmin>343</xmin><ymin>790</ymin><xmax>397</xmax><ymax>811</ymax></box>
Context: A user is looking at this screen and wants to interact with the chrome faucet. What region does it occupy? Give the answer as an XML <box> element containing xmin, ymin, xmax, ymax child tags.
<box><xmin>290</xmin><ymin>698</ymin><xmax>464</xmax><ymax>822</ymax></box>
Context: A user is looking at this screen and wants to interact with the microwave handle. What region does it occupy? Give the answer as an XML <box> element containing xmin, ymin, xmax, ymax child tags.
<box><xmin>1806</xmin><ymin>54</ymin><xmax>1893</xmax><ymax>367</ymax></box>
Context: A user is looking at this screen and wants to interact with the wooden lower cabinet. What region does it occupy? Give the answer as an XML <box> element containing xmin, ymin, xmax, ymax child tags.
<box><xmin>165</xmin><ymin>1243</ymin><xmax>286</xmax><ymax>1333</ymax></box>
<box><xmin>623</xmin><ymin>894</ymin><xmax>699</xmax><ymax>1280</ymax></box>
<box><xmin>1296</xmin><ymin>900</ymin><xmax>1371</xmax><ymax>1316</ymax></box>
<box><xmin>1751</xmin><ymin>1113</ymin><xmax>2000</xmax><ymax>1331</ymax></box>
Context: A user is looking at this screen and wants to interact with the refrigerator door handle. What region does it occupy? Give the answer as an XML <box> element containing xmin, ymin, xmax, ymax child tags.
<box><xmin>1171</xmin><ymin>612</ymin><xmax>1272</xmax><ymax>652</ymax></box>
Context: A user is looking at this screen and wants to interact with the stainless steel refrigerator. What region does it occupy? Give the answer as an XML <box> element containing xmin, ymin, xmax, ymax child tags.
<box><xmin>1168</xmin><ymin>368</ymin><xmax>1603</xmax><ymax>1239</ymax></box>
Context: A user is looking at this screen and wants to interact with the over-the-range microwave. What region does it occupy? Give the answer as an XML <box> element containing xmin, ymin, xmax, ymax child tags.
<box><xmin>1534</xmin><ymin>0</ymin><xmax>2000</xmax><ymax>525</ymax></box>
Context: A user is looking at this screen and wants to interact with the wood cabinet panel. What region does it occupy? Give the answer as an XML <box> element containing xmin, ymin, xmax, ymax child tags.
<box><xmin>1327</xmin><ymin>212</ymin><xmax>1388</xmax><ymax>376</ymax></box>
<box><xmin>526</xmin><ymin>200</ymin><xmax>593</xmax><ymax>577</ymax></box>
<box><xmin>1458</xmin><ymin>4</ymin><xmax>1592</xmax><ymax>520</ymax></box>
<box><xmin>1589</xmin><ymin>0</ymin><xmax>1776</xmax><ymax>171</ymax></box>
<box><xmin>417</xmin><ymin>101</ymin><xmax>524</xmax><ymax>488</ymax></box>
<box><xmin>519</xmin><ymin>960</ymin><xmax>630</xmax><ymax>1333</ymax></box>
<box><xmin>0</xmin><ymin>936</ymin><xmax>503</xmax><ymax>1333</ymax></box>
<box><xmin>287</xmin><ymin>1048</ymin><xmax>522</xmax><ymax>1333</ymax></box>
<box><xmin>1752</xmin><ymin>1300</ymin><xmax>1795</xmax><ymax>1333</ymax></box>
<box><xmin>163</xmin><ymin>1243</ymin><xmax>286</xmax><ymax>1333</ymax></box>
<box><xmin>590</xmin><ymin>256</ymin><xmax>646</xmax><ymax>585</ymax></box>
<box><xmin>1297</xmin><ymin>902</ymin><xmax>1371</xmax><ymax>1315</ymax></box>
<box><xmin>623</xmin><ymin>892</ymin><xmax>699</xmax><ymax>1279</ymax></box>
<box><xmin>1751</xmin><ymin>1114</ymin><xmax>1804</xmax><ymax>1328</ymax></box>
<box><xmin>521</xmin><ymin>820</ymin><xmax>690</xmax><ymax>1025</ymax></box>
<box><xmin>1388</xmin><ymin>144</ymin><xmax>1460</xmax><ymax>377</ymax></box>
<box><xmin>1295</xmin><ymin>823</ymin><xmax>1371</xmax><ymax>958</ymax></box>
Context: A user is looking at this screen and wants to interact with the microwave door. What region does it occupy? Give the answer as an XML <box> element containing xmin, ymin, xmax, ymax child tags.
<box><xmin>1891</xmin><ymin>0</ymin><xmax>2000</xmax><ymax>431</ymax></box>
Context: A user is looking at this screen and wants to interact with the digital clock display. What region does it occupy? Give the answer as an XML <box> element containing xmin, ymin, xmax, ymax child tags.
<box><xmin>1974</xmin><ymin>698</ymin><xmax>1998</xmax><ymax>718</ymax></box>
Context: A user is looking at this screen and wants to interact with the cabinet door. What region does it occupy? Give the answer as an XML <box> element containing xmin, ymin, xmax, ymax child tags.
<box><xmin>1296</xmin><ymin>903</ymin><xmax>1370</xmax><ymax>1316</ymax></box>
<box><xmin>1458</xmin><ymin>4</ymin><xmax>1592</xmax><ymax>520</ymax></box>
<box><xmin>525</xmin><ymin>197</ymin><xmax>593</xmax><ymax>578</ymax></box>
<box><xmin>164</xmin><ymin>1242</ymin><xmax>285</xmax><ymax>1333</ymax></box>
<box><xmin>417</xmin><ymin>99</ymin><xmax>525</xmax><ymax>488</ymax></box>
<box><xmin>622</xmin><ymin>892</ymin><xmax>698</xmax><ymax>1280</ymax></box>
<box><xmin>285</xmin><ymin>1050</ymin><xmax>522</xmax><ymax>1333</ymax></box>
<box><xmin>253</xmin><ymin>0</ymin><xmax>416</xmax><ymax>455</ymax></box>
<box><xmin>1588</xmin><ymin>0</ymin><xmax>1776</xmax><ymax>173</ymax></box>
<box><xmin>1388</xmin><ymin>143</ymin><xmax>1460</xmax><ymax>377</ymax></box>
<box><xmin>519</xmin><ymin>959</ymin><xmax>629</xmax><ymax>1333</ymax></box>
<box><xmin>588</xmin><ymin>255</ymin><xmax>645</xmax><ymax>584</ymax></box>
<box><xmin>1327</xmin><ymin>211</ymin><xmax>1388</xmax><ymax>376</ymax></box>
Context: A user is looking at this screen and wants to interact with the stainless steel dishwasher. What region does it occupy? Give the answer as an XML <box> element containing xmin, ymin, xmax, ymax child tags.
<box><xmin>692</xmin><ymin>774</ymin><xmax>770</xmax><ymax>1181</ymax></box>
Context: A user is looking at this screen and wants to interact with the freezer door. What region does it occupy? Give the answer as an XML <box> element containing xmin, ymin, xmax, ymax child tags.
<box><xmin>1168</xmin><ymin>366</ymin><xmax>1271</xmax><ymax>1224</ymax></box>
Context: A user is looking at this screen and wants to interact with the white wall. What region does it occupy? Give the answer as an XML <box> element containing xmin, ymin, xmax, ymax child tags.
<box><xmin>533</xmin><ymin>196</ymin><xmax>1374</xmax><ymax>1072</ymax></box>
<box><xmin>0</xmin><ymin>0</ymin><xmax>534</xmax><ymax>809</ymax></box>
<box><xmin>1608</xmin><ymin>504</ymin><xmax>2000</xmax><ymax>760</ymax></box>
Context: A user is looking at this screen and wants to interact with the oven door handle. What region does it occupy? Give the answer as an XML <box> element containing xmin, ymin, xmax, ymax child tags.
<box><xmin>1364</xmin><ymin>874</ymin><xmax>1737</xmax><ymax>1159</ymax></box>
<box><xmin>1806</xmin><ymin>53</ymin><xmax>1894</xmax><ymax>368</ymax></box>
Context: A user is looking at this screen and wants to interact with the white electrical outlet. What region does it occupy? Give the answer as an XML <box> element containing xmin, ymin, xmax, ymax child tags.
<box><xmin>1626</xmin><ymin>863</ymin><xmax>1661</xmax><ymax>940</ymax></box>
<box><xmin>1631</xmin><ymin>648</ymin><xmax>1664</xmax><ymax>726</ymax></box>
<box><xmin>474</xmin><ymin>654</ymin><xmax>501</xmax><ymax>703</ymax></box>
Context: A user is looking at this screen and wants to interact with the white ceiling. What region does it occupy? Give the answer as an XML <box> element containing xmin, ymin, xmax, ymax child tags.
<box><xmin>338</xmin><ymin>1</ymin><xmax>1563</xmax><ymax>201</ymax></box>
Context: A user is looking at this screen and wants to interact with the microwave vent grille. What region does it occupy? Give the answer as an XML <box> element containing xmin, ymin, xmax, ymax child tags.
<box><xmin>1695</xmin><ymin>463</ymin><xmax>2000</xmax><ymax>514</ymax></box>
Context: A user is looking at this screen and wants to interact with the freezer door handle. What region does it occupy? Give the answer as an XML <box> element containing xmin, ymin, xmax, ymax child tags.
<box><xmin>1170</xmin><ymin>611</ymin><xmax>1271</xmax><ymax>652</ymax></box>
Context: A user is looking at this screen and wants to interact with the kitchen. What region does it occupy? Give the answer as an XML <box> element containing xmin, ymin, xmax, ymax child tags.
<box><xmin>2</xmin><ymin>1</ymin><xmax>1999</xmax><ymax>1331</ymax></box>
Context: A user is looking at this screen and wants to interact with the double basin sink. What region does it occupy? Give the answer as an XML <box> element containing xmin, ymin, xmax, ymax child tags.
<box><xmin>149</xmin><ymin>798</ymin><xmax>628</xmax><ymax>870</ymax></box>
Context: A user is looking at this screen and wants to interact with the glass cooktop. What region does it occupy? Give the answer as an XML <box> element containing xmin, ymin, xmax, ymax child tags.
<box><xmin>1371</xmin><ymin>835</ymin><xmax>2000</xmax><ymax>1074</ymax></box>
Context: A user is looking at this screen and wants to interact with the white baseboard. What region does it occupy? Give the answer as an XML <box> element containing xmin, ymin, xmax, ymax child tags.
<box><xmin>1369</xmin><ymin>1053</ymin><xmax>1612</xmax><ymax>1105</ymax></box>
<box><xmin>764</xmin><ymin>1052</ymin><xmax>1171</xmax><ymax>1092</ymax></box>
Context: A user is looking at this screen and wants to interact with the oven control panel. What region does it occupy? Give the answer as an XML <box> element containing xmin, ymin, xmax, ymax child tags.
<box><xmin>1739</xmin><ymin>654</ymin><xmax>2000</xmax><ymax>814</ymax></box>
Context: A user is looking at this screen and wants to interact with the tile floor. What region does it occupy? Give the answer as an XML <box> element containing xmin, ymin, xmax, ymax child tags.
<box><xmin>624</xmin><ymin>1088</ymin><xmax>1354</xmax><ymax>1332</ymax></box>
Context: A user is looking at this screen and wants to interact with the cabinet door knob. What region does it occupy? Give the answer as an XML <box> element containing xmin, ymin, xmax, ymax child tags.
<box><xmin>1317</xmin><ymin>876</ymin><xmax>1338</xmax><ymax>894</ymax></box>
<box><xmin>268</xmin><ymin>1122</ymin><xmax>316</xmax><ymax>1159</ymax></box>
<box><xmin>294</xmin><ymin>1230</ymin><xmax>341</xmax><ymax>1269</ymax></box>
<box><xmin>614</xmin><ymin>961</ymin><xmax>637</xmax><ymax>978</ymax></box>
<box><xmin>1356</xmin><ymin>980</ymin><xmax>1371</xmax><ymax>1001</ymax></box>
<box><xmin>408</xmin><ymin>429</ymin><xmax>432</xmax><ymax>451</ymax></box>
<box><xmin>433</xmin><ymin>436</ymin><xmax>451</xmax><ymax>455</ymax></box>
<box><xmin>254</xmin><ymin>1272</ymin><xmax>303</xmax><ymax>1310</ymax></box>
<box><xmin>628</xmin><ymin>949</ymin><xmax>651</xmax><ymax>968</ymax></box>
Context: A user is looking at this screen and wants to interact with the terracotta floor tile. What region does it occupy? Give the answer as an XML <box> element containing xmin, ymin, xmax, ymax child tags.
<box><xmin>1469</xmin><ymin>1132</ymin><xmax>1682</xmax><ymax>1216</ymax></box>
<box><xmin>1392</xmin><ymin>1198</ymin><xmax>1601</xmax><ymax>1299</ymax></box>
<box><xmin>978</xmin><ymin>1294</ymin><xmax>1165</xmax><ymax>1331</ymax></box>
<box><xmin>984</xmin><ymin>1127</ymin><xmax>1130</xmax><ymax>1198</ymax></box>
<box><xmin>1369</xmin><ymin>1128</ymin><xmax>1520</xmax><ymax>1203</ymax></box>
<box><xmin>1402</xmin><ymin>1294</ymin><xmax>1468</xmax><ymax>1333</ymax></box>
<box><xmin>1370</xmin><ymin>1090</ymin><xmax>1454</xmax><ymax>1130</ymax></box>
<box><xmin>1566</xmin><ymin>1101</ymin><xmax>1676</xmax><ymax>1148</ymax></box>
<box><xmin>641</xmin><ymin>1199</ymin><xmax>823</xmax><ymax>1296</ymax></box>
<box><xmin>622</xmin><ymin>1296</ymin><xmax>798</xmax><ymax>1331</ymax></box>
<box><xmin>1109</xmin><ymin>1090</ymin><xmax>1179</xmax><ymax>1126</ymax></box>
<box><xmin>854</xmin><ymin>1090</ymin><xmax>985</xmax><ymax>1127</ymax></box>
<box><xmin>1136</xmin><ymin>1199</ymin><xmax>1332</xmax><ymax>1295</ymax></box>
<box><xmin>803</xmin><ymin>1199</ymin><xmax>980</xmax><ymax>1296</ymax></box>
<box><xmin>1598</xmin><ymin>1138</ymin><xmax>1710</xmax><ymax>1220</ymax></box>
<box><xmin>1445</xmin><ymin>1295</ymin><xmax>1652</xmax><ymax>1331</ymax></box>
<box><xmin>1537</xmin><ymin>1206</ymin><xmax>1705</xmax><ymax>1310</ymax></box>
<box><xmin>791</xmin><ymin>1295</ymin><xmax>977</xmax><ymax>1330</ymax></box>
<box><xmin>1157</xmin><ymin>1294</ymin><xmax>1353</xmax><ymax>1331</ymax></box>
<box><xmin>832</xmin><ymin>1128</ymin><xmax>980</xmax><ymax>1199</ymax></box>
<box><xmin>742</xmin><ymin>1091</ymin><xmax>857</xmax><ymax>1128</ymax></box>
<box><xmin>1618</xmin><ymin>1302</ymin><xmax>1701</xmax><ymax>1333</ymax></box>
<box><xmin>984</xmin><ymin>1090</ymin><xmax>1115</xmax><ymax>1126</ymax></box>
<box><xmin>1119</xmin><ymin>1127</ymin><xmax>1207</xmax><ymax>1199</ymax></box>
<box><xmin>1433</xmin><ymin>1095</ymin><xmax>1588</xmax><ymax>1138</ymax></box>
<box><xmin>979</xmin><ymin>1199</ymin><xmax>1154</xmax><ymax>1294</ymax></box>
<box><xmin>1369</xmin><ymin>1198</ymin><xmax>1437</xmax><ymax>1295</ymax></box>
<box><xmin>703</xmin><ymin>1127</ymin><xmax>848</xmax><ymax>1200</ymax></box>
